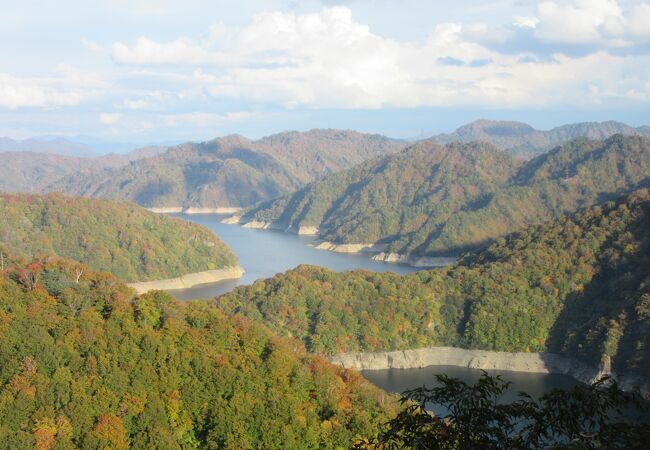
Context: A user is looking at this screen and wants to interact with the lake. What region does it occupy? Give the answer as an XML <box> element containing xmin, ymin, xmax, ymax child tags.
<box><xmin>167</xmin><ymin>213</ymin><xmax>437</xmax><ymax>300</ymax></box>
<box><xmin>362</xmin><ymin>365</ymin><xmax>579</xmax><ymax>415</ymax></box>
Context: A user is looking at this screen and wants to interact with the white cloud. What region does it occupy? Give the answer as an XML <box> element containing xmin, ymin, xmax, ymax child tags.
<box><xmin>4</xmin><ymin>3</ymin><xmax>650</xmax><ymax>123</ymax></box>
<box><xmin>531</xmin><ymin>0</ymin><xmax>629</xmax><ymax>46</ymax></box>
<box><xmin>111</xmin><ymin>37</ymin><xmax>238</xmax><ymax>65</ymax></box>
<box><xmin>107</xmin><ymin>6</ymin><xmax>648</xmax><ymax>110</ymax></box>
<box><xmin>0</xmin><ymin>65</ymin><xmax>105</xmax><ymax>109</ymax></box>
<box><xmin>82</xmin><ymin>38</ymin><xmax>106</xmax><ymax>53</ymax></box>
<box><xmin>514</xmin><ymin>15</ymin><xmax>539</xmax><ymax>29</ymax></box>
<box><xmin>99</xmin><ymin>112</ymin><xmax>122</xmax><ymax>124</ymax></box>
<box><xmin>628</xmin><ymin>3</ymin><xmax>650</xmax><ymax>40</ymax></box>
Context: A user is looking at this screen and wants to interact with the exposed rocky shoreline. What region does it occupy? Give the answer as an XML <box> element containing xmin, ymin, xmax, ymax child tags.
<box><xmin>330</xmin><ymin>346</ymin><xmax>650</xmax><ymax>394</ymax></box>
<box><xmin>220</xmin><ymin>215</ymin><xmax>457</xmax><ymax>269</ymax></box>
<box><xmin>128</xmin><ymin>265</ymin><xmax>245</xmax><ymax>294</ymax></box>
<box><xmin>146</xmin><ymin>206</ymin><xmax>242</xmax><ymax>214</ymax></box>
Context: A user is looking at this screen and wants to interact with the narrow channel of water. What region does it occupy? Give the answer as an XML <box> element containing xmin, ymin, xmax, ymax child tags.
<box><xmin>167</xmin><ymin>213</ymin><xmax>439</xmax><ymax>300</ymax></box>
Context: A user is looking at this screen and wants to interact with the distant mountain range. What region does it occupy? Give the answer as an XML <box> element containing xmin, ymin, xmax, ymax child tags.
<box><xmin>47</xmin><ymin>129</ymin><xmax>404</xmax><ymax>208</ymax></box>
<box><xmin>3</xmin><ymin>120</ymin><xmax>649</xmax><ymax>211</ymax></box>
<box><xmin>0</xmin><ymin>136</ymin><xmax>101</xmax><ymax>157</ymax></box>
<box><xmin>429</xmin><ymin>120</ymin><xmax>650</xmax><ymax>158</ymax></box>
<box><xmin>0</xmin><ymin>146</ymin><xmax>168</xmax><ymax>193</ymax></box>
<box><xmin>240</xmin><ymin>134</ymin><xmax>650</xmax><ymax>257</ymax></box>
<box><xmin>0</xmin><ymin>135</ymin><xmax>174</xmax><ymax>156</ymax></box>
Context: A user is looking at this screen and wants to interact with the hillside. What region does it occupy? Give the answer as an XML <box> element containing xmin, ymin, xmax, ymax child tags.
<box><xmin>0</xmin><ymin>147</ymin><xmax>168</xmax><ymax>193</ymax></box>
<box><xmin>47</xmin><ymin>129</ymin><xmax>404</xmax><ymax>208</ymax></box>
<box><xmin>240</xmin><ymin>135</ymin><xmax>650</xmax><ymax>257</ymax></box>
<box><xmin>0</xmin><ymin>257</ymin><xmax>395</xmax><ymax>448</ymax></box>
<box><xmin>429</xmin><ymin>120</ymin><xmax>650</xmax><ymax>158</ymax></box>
<box><xmin>219</xmin><ymin>190</ymin><xmax>650</xmax><ymax>379</ymax></box>
<box><xmin>0</xmin><ymin>193</ymin><xmax>237</xmax><ymax>282</ymax></box>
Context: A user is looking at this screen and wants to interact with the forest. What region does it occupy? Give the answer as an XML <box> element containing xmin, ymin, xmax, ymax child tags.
<box><xmin>0</xmin><ymin>193</ymin><xmax>237</xmax><ymax>282</ymax></box>
<box><xmin>241</xmin><ymin>135</ymin><xmax>650</xmax><ymax>257</ymax></box>
<box><xmin>220</xmin><ymin>189</ymin><xmax>650</xmax><ymax>378</ymax></box>
<box><xmin>0</xmin><ymin>256</ymin><xmax>395</xmax><ymax>449</ymax></box>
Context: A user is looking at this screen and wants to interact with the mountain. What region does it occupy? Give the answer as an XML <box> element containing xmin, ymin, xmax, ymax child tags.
<box><xmin>0</xmin><ymin>147</ymin><xmax>168</xmax><ymax>193</ymax></box>
<box><xmin>0</xmin><ymin>193</ymin><xmax>237</xmax><ymax>282</ymax></box>
<box><xmin>0</xmin><ymin>136</ymin><xmax>100</xmax><ymax>157</ymax></box>
<box><xmin>219</xmin><ymin>189</ymin><xmax>650</xmax><ymax>379</ymax></box>
<box><xmin>47</xmin><ymin>129</ymin><xmax>405</xmax><ymax>208</ymax></box>
<box><xmin>0</xmin><ymin>258</ymin><xmax>394</xmax><ymax>448</ymax></box>
<box><xmin>240</xmin><ymin>135</ymin><xmax>650</xmax><ymax>257</ymax></box>
<box><xmin>429</xmin><ymin>120</ymin><xmax>650</xmax><ymax>158</ymax></box>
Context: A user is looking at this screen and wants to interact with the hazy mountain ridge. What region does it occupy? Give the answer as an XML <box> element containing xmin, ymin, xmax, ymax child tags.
<box><xmin>0</xmin><ymin>147</ymin><xmax>168</xmax><ymax>193</ymax></box>
<box><xmin>429</xmin><ymin>120</ymin><xmax>650</xmax><ymax>158</ymax></box>
<box><xmin>47</xmin><ymin>129</ymin><xmax>405</xmax><ymax>208</ymax></box>
<box><xmin>241</xmin><ymin>134</ymin><xmax>650</xmax><ymax>256</ymax></box>
<box><xmin>0</xmin><ymin>136</ymin><xmax>99</xmax><ymax>157</ymax></box>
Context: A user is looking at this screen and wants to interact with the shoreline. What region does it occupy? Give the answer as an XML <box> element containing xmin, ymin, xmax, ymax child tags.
<box><xmin>329</xmin><ymin>346</ymin><xmax>650</xmax><ymax>394</ymax></box>
<box><xmin>311</xmin><ymin>240</ymin><xmax>456</xmax><ymax>268</ymax></box>
<box><xmin>226</xmin><ymin>215</ymin><xmax>456</xmax><ymax>269</ymax></box>
<box><xmin>146</xmin><ymin>206</ymin><xmax>242</xmax><ymax>215</ymax></box>
<box><xmin>128</xmin><ymin>265</ymin><xmax>245</xmax><ymax>294</ymax></box>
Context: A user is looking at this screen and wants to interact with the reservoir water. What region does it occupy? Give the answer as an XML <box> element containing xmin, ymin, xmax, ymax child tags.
<box><xmin>362</xmin><ymin>365</ymin><xmax>579</xmax><ymax>416</ymax></box>
<box><xmin>167</xmin><ymin>213</ymin><xmax>437</xmax><ymax>300</ymax></box>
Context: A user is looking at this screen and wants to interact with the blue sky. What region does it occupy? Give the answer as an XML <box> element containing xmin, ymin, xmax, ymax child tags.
<box><xmin>1</xmin><ymin>0</ymin><xmax>649</xmax><ymax>143</ymax></box>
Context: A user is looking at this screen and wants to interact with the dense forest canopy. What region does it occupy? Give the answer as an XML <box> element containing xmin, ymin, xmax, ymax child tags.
<box><xmin>0</xmin><ymin>257</ymin><xmax>396</xmax><ymax>449</ymax></box>
<box><xmin>47</xmin><ymin>129</ymin><xmax>404</xmax><ymax>208</ymax></box>
<box><xmin>220</xmin><ymin>190</ymin><xmax>650</xmax><ymax>379</ymax></box>
<box><xmin>0</xmin><ymin>193</ymin><xmax>237</xmax><ymax>282</ymax></box>
<box><xmin>242</xmin><ymin>135</ymin><xmax>650</xmax><ymax>256</ymax></box>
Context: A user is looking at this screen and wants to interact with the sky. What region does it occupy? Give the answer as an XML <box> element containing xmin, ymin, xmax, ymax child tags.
<box><xmin>1</xmin><ymin>0</ymin><xmax>649</xmax><ymax>143</ymax></box>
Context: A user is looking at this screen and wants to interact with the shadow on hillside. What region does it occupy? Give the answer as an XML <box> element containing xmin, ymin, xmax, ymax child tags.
<box><xmin>546</xmin><ymin>197</ymin><xmax>650</xmax><ymax>378</ymax></box>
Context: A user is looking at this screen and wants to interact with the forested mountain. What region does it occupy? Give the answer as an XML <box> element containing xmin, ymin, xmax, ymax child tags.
<box><xmin>0</xmin><ymin>257</ymin><xmax>395</xmax><ymax>448</ymax></box>
<box><xmin>0</xmin><ymin>193</ymin><xmax>237</xmax><ymax>282</ymax></box>
<box><xmin>0</xmin><ymin>147</ymin><xmax>167</xmax><ymax>193</ymax></box>
<box><xmin>241</xmin><ymin>135</ymin><xmax>650</xmax><ymax>257</ymax></box>
<box><xmin>429</xmin><ymin>120</ymin><xmax>650</xmax><ymax>158</ymax></box>
<box><xmin>47</xmin><ymin>129</ymin><xmax>404</xmax><ymax>208</ymax></box>
<box><xmin>219</xmin><ymin>189</ymin><xmax>650</xmax><ymax>379</ymax></box>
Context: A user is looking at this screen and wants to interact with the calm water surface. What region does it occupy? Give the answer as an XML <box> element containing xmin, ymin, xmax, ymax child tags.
<box><xmin>167</xmin><ymin>213</ymin><xmax>444</xmax><ymax>300</ymax></box>
<box><xmin>363</xmin><ymin>365</ymin><xmax>579</xmax><ymax>415</ymax></box>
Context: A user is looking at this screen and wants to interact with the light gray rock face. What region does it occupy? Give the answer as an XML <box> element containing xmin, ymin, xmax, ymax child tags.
<box><xmin>128</xmin><ymin>265</ymin><xmax>245</xmax><ymax>294</ymax></box>
<box><xmin>329</xmin><ymin>346</ymin><xmax>650</xmax><ymax>394</ymax></box>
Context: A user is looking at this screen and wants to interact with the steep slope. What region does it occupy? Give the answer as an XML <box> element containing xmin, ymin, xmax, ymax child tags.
<box><xmin>219</xmin><ymin>190</ymin><xmax>650</xmax><ymax>379</ymax></box>
<box><xmin>0</xmin><ymin>258</ymin><xmax>395</xmax><ymax>448</ymax></box>
<box><xmin>241</xmin><ymin>135</ymin><xmax>650</xmax><ymax>257</ymax></box>
<box><xmin>0</xmin><ymin>147</ymin><xmax>168</xmax><ymax>193</ymax></box>
<box><xmin>47</xmin><ymin>129</ymin><xmax>404</xmax><ymax>208</ymax></box>
<box><xmin>0</xmin><ymin>193</ymin><xmax>237</xmax><ymax>282</ymax></box>
<box><xmin>429</xmin><ymin>120</ymin><xmax>649</xmax><ymax>158</ymax></box>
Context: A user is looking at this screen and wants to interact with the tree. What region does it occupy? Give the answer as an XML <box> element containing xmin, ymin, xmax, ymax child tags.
<box><xmin>357</xmin><ymin>373</ymin><xmax>649</xmax><ymax>450</ymax></box>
